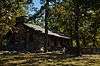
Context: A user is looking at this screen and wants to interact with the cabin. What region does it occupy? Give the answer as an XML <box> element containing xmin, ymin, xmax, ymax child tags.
<box><xmin>4</xmin><ymin>17</ymin><xmax>70</xmax><ymax>52</ymax></box>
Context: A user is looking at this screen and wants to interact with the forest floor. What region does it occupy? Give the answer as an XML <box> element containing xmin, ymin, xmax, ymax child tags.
<box><xmin>0</xmin><ymin>51</ymin><xmax>100</xmax><ymax>66</ymax></box>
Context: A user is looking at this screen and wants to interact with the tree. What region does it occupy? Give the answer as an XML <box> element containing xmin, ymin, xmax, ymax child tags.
<box><xmin>27</xmin><ymin>0</ymin><xmax>100</xmax><ymax>54</ymax></box>
<box><xmin>44</xmin><ymin>0</ymin><xmax>49</xmax><ymax>52</ymax></box>
<box><xmin>0</xmin><ymin>0</ymin><xmax>29</xmax><ymax>50</ymax></box>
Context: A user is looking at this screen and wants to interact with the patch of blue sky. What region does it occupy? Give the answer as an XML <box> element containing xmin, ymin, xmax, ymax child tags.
<box><xmin>28</xmin><ymin>0</ymin><xmax>42</xmax><ymax>16</ymax></box>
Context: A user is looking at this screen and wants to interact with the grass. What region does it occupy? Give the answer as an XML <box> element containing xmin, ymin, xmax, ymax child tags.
<box><xmin>0</xmin><ymin>52</ymin><xmax>100</xmax><ymax>66</ymax></box>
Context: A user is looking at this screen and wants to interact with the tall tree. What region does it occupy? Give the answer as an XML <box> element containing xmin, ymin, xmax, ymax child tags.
<box><xmin>73</xmin><ymin>0</ymin><xmax>81</xmax><ymax>56</ymax></box>
<box><xmin>27</xmin><ymin>0</ymin><xmax>100</xmax><ymax>53</ymax></box>
<box><xmin>44</xmin><ymin>0</ymin><xmax>49</xmax><ymax>52</ymax></box>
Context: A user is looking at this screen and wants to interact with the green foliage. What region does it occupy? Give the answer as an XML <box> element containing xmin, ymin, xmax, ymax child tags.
<box><xmin>1</xmin><ymin>0</ymin><xmax>99</xmax><ymax>49</ymax></box>
<box><xmin>0</xmin><ymin>0</ymin><xmax>27</xmax><ymax>47</ymax></box>
<box><xmin>33</xmin><ymin>0</ymin><xmax>100</xmax><ymax>48</ymax></box>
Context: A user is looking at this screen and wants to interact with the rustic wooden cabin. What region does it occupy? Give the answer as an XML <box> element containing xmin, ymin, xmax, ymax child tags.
<box><xmin>5</xmin><ymin>17</ymin><xmax>70</xmax><ymax>52</ymax></box>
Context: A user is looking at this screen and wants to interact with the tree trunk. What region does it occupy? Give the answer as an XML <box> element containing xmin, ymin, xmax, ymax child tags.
<box><xmin>44</xmin><ymin>0</ymin><xmax>49</xmax><ymax>52</ymax></box>
<box><xmin>73</xmin><ymin>0</ymin><xmax>81</xmax><ymax>56</ymax></box>
<box><xmin>0</xmin><ymin>35</ymin><xmax>3</xmax><ymax>50</ymax></box>
<box><xmin>92</xmin><ymin>21</ymin><xmax>97</xmax><ymax>48</ymax></box>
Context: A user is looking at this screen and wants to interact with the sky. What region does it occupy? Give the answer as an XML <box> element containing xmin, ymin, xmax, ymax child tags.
<box><xmin>28</xmin><ymin>0</ymin><xmax>42</xmax><ymax>16</ymax></box>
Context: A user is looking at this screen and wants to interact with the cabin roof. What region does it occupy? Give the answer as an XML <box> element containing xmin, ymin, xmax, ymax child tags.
<box><xmin>24</xmin><ymin>23</ymin><xmax>70</xmax><ymax>39</ymax></box>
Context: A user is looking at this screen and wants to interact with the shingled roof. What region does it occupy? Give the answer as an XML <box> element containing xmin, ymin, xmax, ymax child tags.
<box><xmin>24</xmin><ymin>23</ymin><xmax>70</xmax><ymax>39</ymax></box>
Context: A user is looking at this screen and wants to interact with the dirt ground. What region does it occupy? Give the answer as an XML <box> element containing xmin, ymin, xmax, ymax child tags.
<box><xmin>0</xmin><ymin>51</ymin><xmax>100</xmax><ymax>66</ymax></box>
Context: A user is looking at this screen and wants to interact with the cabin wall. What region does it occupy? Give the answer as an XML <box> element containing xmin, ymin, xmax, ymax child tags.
<box><xmin>6</xmin><ymin>23</ymin><xmax>69</xmax><ymax>52</ymax></box>
<box><xmin>47</xmin><ymin>36</ymin><xmax>70</xmax><ymax>51</ymax></box>
<box><xmin>7</xmin><ymin>23</ymin><xmax>27</xmax><ymax>51</ymax></box>
<box><xmin>26</xmin><ymin>29</ymin><xmax>45</xmax><ymax>52</ymax></box>
<box><xmin>7</xmin><ymin>23</ymin><xmax>45</xmax><ymax>52</ymax></box>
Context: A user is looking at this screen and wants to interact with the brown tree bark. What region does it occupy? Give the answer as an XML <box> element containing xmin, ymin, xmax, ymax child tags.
<box><xmin>44</xmin><ymin>0</ymin><xmax>49</xmax><ymax>52</ymax></box>
<box><xmin>73</xmin><ymin>0</ymin><xmax>81</xmax><ymax>56</ymax></box>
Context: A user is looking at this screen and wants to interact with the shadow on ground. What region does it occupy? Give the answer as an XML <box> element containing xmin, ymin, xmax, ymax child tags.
<box><xmin>0</xmin><ymin>51</ymin><xmax>100</xmax><ymax>66</ymax></box>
